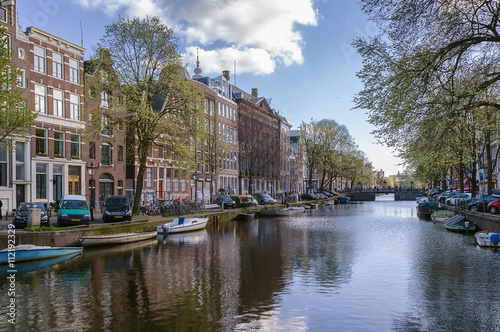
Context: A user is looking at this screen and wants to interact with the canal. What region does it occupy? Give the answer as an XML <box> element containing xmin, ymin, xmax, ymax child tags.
<box><xmin>2</xmin><ymin>195</ymin><xmax>500</xmax><ymax>331</ymax></box>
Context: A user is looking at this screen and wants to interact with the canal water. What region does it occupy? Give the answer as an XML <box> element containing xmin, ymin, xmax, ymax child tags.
<box><xmin>2</xmin><ymin>195</ymin><xmax>500</xmax><ymax>331</ymax></box>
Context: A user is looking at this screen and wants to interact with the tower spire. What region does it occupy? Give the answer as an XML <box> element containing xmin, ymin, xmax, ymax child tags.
<box><xmin>193</xmin><ymin>48</ymin><xmax>203</xmax><ymax>78</ymax></box>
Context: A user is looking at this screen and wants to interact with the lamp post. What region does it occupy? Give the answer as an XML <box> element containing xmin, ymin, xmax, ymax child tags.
<box><xmin>193</xmin><ymin>171</ymin><xmax>198</xmax><ymax>202</ymax></box>
<box><xmin>87</xmin><ymin>162</ymin><xmax>98</xmax><ymax>221</ymax></box>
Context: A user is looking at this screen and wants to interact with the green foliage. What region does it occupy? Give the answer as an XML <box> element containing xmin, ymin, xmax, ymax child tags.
<box><xmin>96</xmin><ymin>16</ymin><xmax>205</xmax><ymax>215</ymax></box>
<box><xmin>0</xmin><ymin>26</ymin><xmax>36</xmax><ymax>142</ymax></box>
<box><xmin>354</xmin><ymin>0</ymin><xmax>500</xmax><ymax>188</ymax></box>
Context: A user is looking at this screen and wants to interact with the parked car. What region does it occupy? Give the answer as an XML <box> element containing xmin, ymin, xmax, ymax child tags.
<box><xmin>246</xmin><ymin>195</ymin><xmax>259</xmax><ymax>206</ymax></box>
<box><xmin>57</xmin><ymin>195</ymin><xmax>91</xmax><ymax>227</ymax></box>
<box><xmin>13</xmin><ymin>202</ymin><xmax>50</xmax><ymax>228</ymax></box>
<box><xmin>487</xmin><ymin>198</ymin><xmax>500</xmax><ymax>214</ymax></box>
<box><xmin>322</xmin><ymin>191</ymin><xmax>334</xmax><ymax>197</ymax></box>
<box><xmin>445</xmin><ymin>193</ymin><xmax>471</xmax><ymax>206</ymax></box>
<box><xmin>103</xmin><ymin>196</ymin><xmax>132</xmax><ymax>223</ymax></box>
<box><xmin>215</xmin><ymin>195</ymin><xmax>236</xmax><ymax>209</ymax></box>
<box><xmin>253</xmin><ymin>193</ymin><xmax>276</xmax><ymax>205</ymax></box>
<box><xmin>301</xmin><ymin>193</ymin><xmax>319</xmax><ymax>201</ymax></box>
<box><xmin>468</xmin><ymin>195</ymin><xmax>499</xmax><ymax>212</ymax></box>
<box><xmin>314</xmin><ymin>192</ymin><xmax>327</xmax><ymax>199</ymax></box>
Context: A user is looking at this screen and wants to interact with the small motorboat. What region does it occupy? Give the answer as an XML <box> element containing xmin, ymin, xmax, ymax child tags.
<box><xmin>156</xmin><ymin>216</ymin><xmax>209</xmax><ymax>234</ymax></box>
<box><xmin>475</xmin><ymin>231</ymin><xmax>500</xmax><ymax>247</ymax></box>
<box><xmin>431</xmin><ymin>210</ymin><xmax>455</xmax><ymax>222</ymax></box>
<box><xmin>259</xmin><ymin>206</ymin><xmax>305</xmax><ymax>216</ymax></box>
<box><xmin>337</xmin><ymin>196</ymin><xmax>350</xmax><ymax>204</ymax></box>
<box><xmin>234</xmin><ymin>212</ymin><xmax>256</xmax><ymax>221</ymax></box>
<box><xmin>443</xmin><ymin>215</ymin><xmax>476</xmax><ymax>232</ymax></box>
<box><xmin>79</xmin><ymin>231</ymin><xmax>157</xmax><ymax>248</ymax></box>
<box><xmin>416</xmin><ymin>201</ymin><xmax>437</xmax><ymax>217</ymax></box>
<box><xmin>0</xmin><ymin>245</ymin><xmax>83</xmax><ymax>264</ymax></box>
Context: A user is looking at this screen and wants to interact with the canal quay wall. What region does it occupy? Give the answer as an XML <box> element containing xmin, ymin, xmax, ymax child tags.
<box><xmin>0</xmin><ymin>203</ymin><xmax>300</xmax><ymax>248</ymax></box>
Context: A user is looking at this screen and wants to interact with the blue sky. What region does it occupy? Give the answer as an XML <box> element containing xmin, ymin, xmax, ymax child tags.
<box><xmin>18</xmin><ymin>0</ymin><xmax>403</xmax><ymax>175</ymax></box>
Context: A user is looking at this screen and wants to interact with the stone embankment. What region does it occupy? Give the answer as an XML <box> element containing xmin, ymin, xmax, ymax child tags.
<box><xmin>0</xmin><ymin>199</ymin><xmax>331</xmax><ymax>248</ymax></box>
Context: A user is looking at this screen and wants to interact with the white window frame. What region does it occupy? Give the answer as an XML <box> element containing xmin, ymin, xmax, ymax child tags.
<box><xmin>53</xmin><ymin>89</ymin><xmax>64</xmax><ymax>117</ymax></box>
<box><xmin>35</xmin><ymin>84</ymin><xmax>46</xmax><ymax>114</ymax></box>
<box><xmin>52</xmin><ymin>52</ymin><xmax>63</xmax><ymax>79</ymax></box>
<box><xmin>69</xmin><ymin>58</ymin><xmax>79</xmax><ymax>84</ymax></box>
<box><xmin>100</xmin><ymin>91</ymin><xmax>109</xmax><ymax>108</ymax></box>
<box><xmin>53</xmin><ymin>131</ymin><xmax>65</xmax><ymax>158</ymax></box>
<box><xmin>69</xmin><ymin>93</ymin><xmax>80</xmax><ymax>120</ymax></box>
<box><xmin>34</xmin><ymin>45</ymin><xmax>45</xmax><ymax>73</ymax></box>
<box><xmin>17</xmin><ymin>69</ymin><xmax>25</xmax><ymax>88</ymax></box>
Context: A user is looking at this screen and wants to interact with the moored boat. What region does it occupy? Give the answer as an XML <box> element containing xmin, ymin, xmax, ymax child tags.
<box><xmin>156</xmin><ymin>216</ymin><xmax>209</xmax><ymax>234</ymax></box>
<box><xmin>259</xmin><ymin>206</ymin><xmax>305</xmax><ymax>216</ymax></box>
<box><xmin>475</xmin><ymin>231</ymin><xmax>500</xmax><ymax>247</ymax></box>
<box><xmin>79</xmin><ymin>231</ymin><xmax>157</xmax><ymax>248</ymax></box>
<box><xmin>0</xmin><ymin>245</ymin><xmax>83</xmax><ymax>264</ymax></box>
<box><xmin>234</xmin><ymin>212</ymin><xmax>256</xmax><ymax>221</ymax></box>
<box><xmin>337</xmin><ymin>196</ymin><xmax>350</xmax><ymax>204</ymax></box>
<box><xmin>443</xmin><ymin>214</ymin><xmax>476</xmax><ymax>232</ymax></box>
<box><xmin>431</xmin><ymin>210</ymin><xmax>455</xmax><ymax>222</ymax></box>
<box><xmin>416</xmin><ymin>201</ymin><xmax>437</xmax><ymax>217</ymax></box>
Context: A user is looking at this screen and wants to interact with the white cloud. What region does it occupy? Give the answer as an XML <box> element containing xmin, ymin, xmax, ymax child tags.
<box><xmin>75</xmin><ymin>0</ymin><xmax>318</xmax><ymax>75</ymax></box>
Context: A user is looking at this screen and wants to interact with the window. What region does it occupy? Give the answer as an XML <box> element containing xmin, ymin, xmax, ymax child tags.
<box><xmin>101</xmin><ymin>70</ymin><xmax>108</xmax><ymax>84</ymax></box>
<box><xmin>35</xmin><ymin>129</ymin><xmax>47</xmax><ymax>156</ymax></box>
<box><xmin>53</xmin><ymin>89</ymin><xmax>64</xmax><ymax>117</ymax></box>
<box><xmin>69</xmin><ymin>58</ymin><xmax>79</xmax><ymax>84</ymax></box>
<box><xmin>70</xmin><ymin>94</ymin><xmax>80</xmax><ymax>120</ymax></box>
<box><xmin>34</xmin><ymin>45</ymin><xmax>45</xmax><ymax>73</ymax></box>
<box><xmin>100</xmin><ymin>91</ymin><xmax>109</xmax><ymax>108</ymax></box>
<box><xmin>54</xmin><ymin>131</ymin><xmax>64</xmax><ymax>158</ymax></box>
<box><xmin>0</xmin><ymin>142</ymin><xmax>7</xmax><ymax>186</ymax></box>
<box><xmin>102</xmin><ymin>115</ymin><xmax>112</xmax><ymax>136</ymax></box>
<box><xmin>35</xmin><ymin>84</ymin><xmax>46</xmax><ymax>113</ymax></box>
<box><xmin>52</xmin><ymin>52</ymin><xmax>63</xmax><ymax>79</ymax></box>
<box><xmin>89</xmin><ymin>142</ymin><xmax>95</xmax><ymax>159</ymax></box>
<box><xmin>146</xmin><ymin>167</ymin><xmax>153</xmax><ymax>187</ymax></box>
<box><xmin>0</xmin><ymin>8</ymin><xmax>6</xmax><ymax>23</ymax></box>
<box><xmin>17</xmin><ymin>47</ymin><xmax>25</xmax><ymax>60</ymax></box>
<box><xmin>101</xmin><ymin>144</ymin><xmax>111</xmax><ymax>165</ymax></box>
<box><xmin>70</xmin><ymin>134</ymin><xmax>80</xmax><ymax>159</ymax></box>
<box><xmin>36</xmin><ymin>164</ymin><xmax>47</xmax><ymax>199</ymax></box>
<box><xmin>15</xmin><ymin>142</ymin><xmax>25</xmax><ymax>181</ymax></box>
<box><xmin>17</xmin><ymin>69</ymin><xmax>25</xmax><ymax>88</ymax></box>
<box><xmin>117</xmin><ymin>180</ymin><xmax>123</xmax><ymax>196</ymax></box>
<box><xmin>117</xmin><ymin>145</ymin><xmax>123</xmax><ymax>162</ymax></box>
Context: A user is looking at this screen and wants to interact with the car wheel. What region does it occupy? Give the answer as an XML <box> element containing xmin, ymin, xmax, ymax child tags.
<box><xmin>470</xmin><ymin>206</ymin><xmax>479</xmax><ymax>213</ymax></box>
<box><xmin>490</xmin><ymin>206</ymin><xmax>498</xmax><ymax>214</ymax></box>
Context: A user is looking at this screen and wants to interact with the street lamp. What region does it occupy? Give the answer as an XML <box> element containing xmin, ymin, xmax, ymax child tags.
<box><xmin>87</xmin><ymin>162</ymin><xmax>98</xmax><ymax>221</ymax></box>
<box><xmin>193</xmin><ymin>171</ymin><xmax>198</xmax><ymax>202</ymax></box>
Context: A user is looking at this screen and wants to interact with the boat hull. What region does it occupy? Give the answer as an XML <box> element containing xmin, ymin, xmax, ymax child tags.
<box><xmin>0</xmin><ymin>245</ymin><xmax>83</xmax><ymax>264</ymax></box>
<box><xmin>475</xmin><ymin>231</ymin><xmax>500</xmax><ymax>247</ymax></box>
<box><xmin>156</xmin><ymin>217</ymin><xmax>209</xmax><ymax>234</ymax></box>
<box><xmin>79</xmin><ymin>231</ymin><xmax>157</xmax><ymax>248</ymax></box>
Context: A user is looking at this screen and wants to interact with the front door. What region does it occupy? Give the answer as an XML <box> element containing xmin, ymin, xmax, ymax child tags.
<box><xmin>16</xmin><ymin>184</ymin><xmax>25</xmax><ymax>206</ymax></box>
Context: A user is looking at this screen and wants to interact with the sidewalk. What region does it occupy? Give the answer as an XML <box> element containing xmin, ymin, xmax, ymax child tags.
<box><xmin>0</xmin><ymin>211</ymin><xmax>104</xmax><ymax>229</ymax></box>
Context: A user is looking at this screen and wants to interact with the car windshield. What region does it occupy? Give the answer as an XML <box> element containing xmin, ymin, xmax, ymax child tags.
<box><xmin>107</xmin><ymin>197</ymin><xmax>128</xmax><ymax>206</ymax></box>
<box><xmin>219</xmin><ymin>196</ymin><xmax>232</xmax><ymax>201</ymax></box>
<box><xmin>18</xmin><ymin>203</ymin><xmax>46</xmax><ymax>211</ymax></box>
<box><xmin>62</xmin><ymin>200</ymin><xmax>88</xmax><ymax>210</ymax></box>
<box><xmin>261</xmin><ymin>194</ymin><xmax>271</xmax><ymax>198</ymax></box>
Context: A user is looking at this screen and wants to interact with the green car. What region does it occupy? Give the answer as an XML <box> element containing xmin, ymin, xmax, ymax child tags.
<box><xmin>57</xmin><ymin>195</ymin><xmax>91</xmax><ymax>227</ymax></box>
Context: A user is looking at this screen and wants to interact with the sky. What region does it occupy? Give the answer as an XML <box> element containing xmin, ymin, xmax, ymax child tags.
<box><xmin>17</xmin><ymin>0</ymin><xmax>404</xmax><ymax>175</ymax></box>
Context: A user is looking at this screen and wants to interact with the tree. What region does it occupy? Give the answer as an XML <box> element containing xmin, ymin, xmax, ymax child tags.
<box><xmin>354</xmin><ymin>0</ymin><xmax>500</xmax><ymax>190</ymax></box>
<box><xmin>238</xmin><ymin>99</ymin><xmax>280</xmax><ymax>194</ymax></box>
<box><xmin>95</xmin><ymin>16</ymin><xmax>204</xmax><ymax>215</ymax></box>
<box><xmin>0</xmin><ymin>26</ymin><xmax>36</xmax><ymax>143</ymax></box>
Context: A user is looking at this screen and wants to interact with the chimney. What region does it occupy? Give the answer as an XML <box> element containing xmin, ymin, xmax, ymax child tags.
<box><xmin>251</xmin><ymin>88</ymin><xmax>258</xmax><ymax>98</ymax></box>
<box><xmin>222</xmin><ymin>70</ymin><xmax>230</xmax><ymax>81</ymax></box>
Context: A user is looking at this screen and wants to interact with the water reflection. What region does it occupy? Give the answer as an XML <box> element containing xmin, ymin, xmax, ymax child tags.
<box><xmin>2</xmin><ymin>198</ymin><xmax>500</xmax><ymax>331</ymax></box>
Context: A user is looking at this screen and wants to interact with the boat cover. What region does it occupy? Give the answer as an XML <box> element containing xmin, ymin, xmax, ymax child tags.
<box><xmin>443</xmin><ymin>214</ymin><xmax>469</xmax><ymax>226</ymax></box>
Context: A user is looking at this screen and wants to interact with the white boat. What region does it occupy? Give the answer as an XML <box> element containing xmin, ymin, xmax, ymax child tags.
<box><xmin>259</xmin><ymin>206</ymin><xmax>305</xmax><ymax>216</ymax></box>
<box><xmin>0</xmin><ymin>245</ymin><xmax>83</xmax><ymax>264</ymax></box>
<box><xmin>79</xmin><ymin>231</ymin><xmax>157</xmax><ymax>248</ymax></box>
<box><xmin>475</xmin><ymin>231</ymin><xmax>500</xmax><ymax>247</ymax></box>
<box><xmin>430</xmin><ymin>210</ymin><xmax>455</xmax><ymax>222</ymax></box>
<box><xmin>156</xmin><ymin>217</ymin><xmax>209</xmax><ymax>234</ymax></box>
